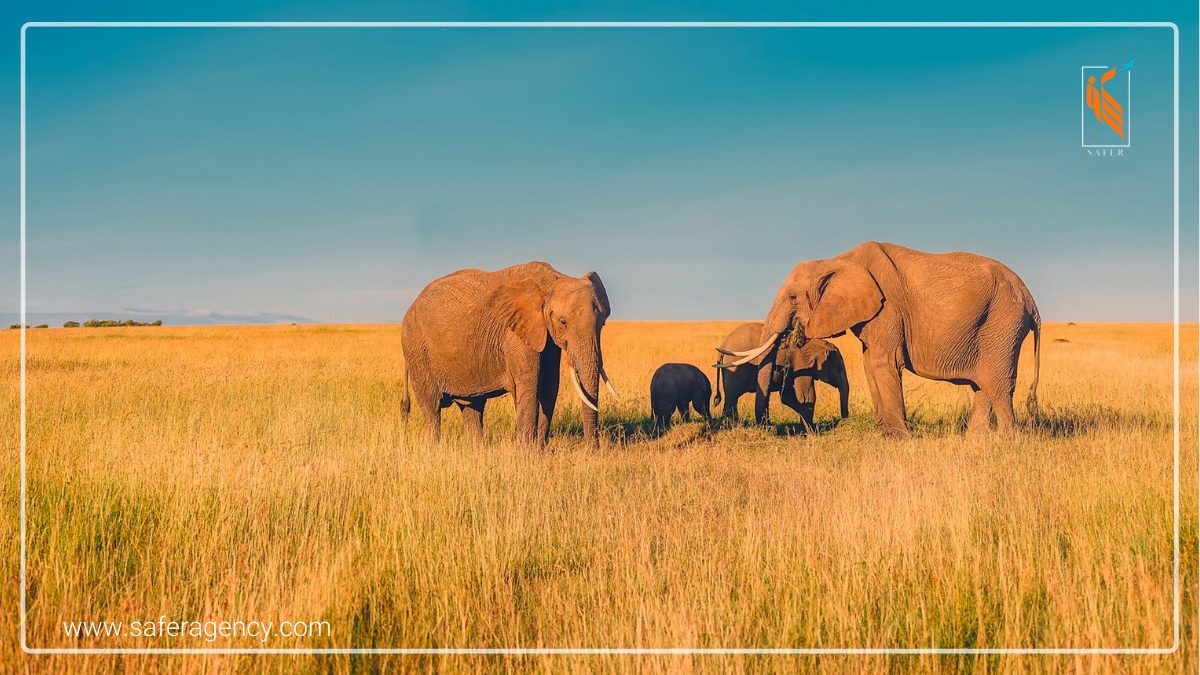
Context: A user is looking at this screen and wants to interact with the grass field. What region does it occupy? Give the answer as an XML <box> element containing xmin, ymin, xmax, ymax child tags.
<box><xmin>3</xmin><ymin>321</ymin><xmax>1197</xmax><ymax>673</ymax></box>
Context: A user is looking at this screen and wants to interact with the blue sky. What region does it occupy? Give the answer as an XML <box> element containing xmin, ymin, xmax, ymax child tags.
<box><xmin>4</xmin><ymin>2</ymin><xmax>1198</xmax><ymax>323</ymax></box>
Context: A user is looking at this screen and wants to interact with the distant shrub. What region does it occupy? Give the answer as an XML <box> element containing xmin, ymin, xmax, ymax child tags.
<box><xmin>82</xmin><ymin>318</ymin><xmax>163</xmax><ymax>328</ymax></box>
<box><xmin>34</xmin><ymin>324</ymin><xmax>48</xmax><ymax>329</ymax></box>
<box><xmin>63</xmin><ymin>320</ymin><xmax>80</xmax><ymax>328</ymax></box>
<box><xmin>8</xmin><ymin>324</ymin><xmax>21</xmax><ymax>329</ymax></box>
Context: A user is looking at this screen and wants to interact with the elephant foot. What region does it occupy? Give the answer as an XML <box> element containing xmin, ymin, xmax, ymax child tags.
<box><xmin>992</xmin><ymin>422</ymin><xmax>1019</xmax><ymax>437</ymax></box>
<box><xmin>965</xmin><ymin>419</ymin><xmax>992</xmax><ymax>438</ymax></box>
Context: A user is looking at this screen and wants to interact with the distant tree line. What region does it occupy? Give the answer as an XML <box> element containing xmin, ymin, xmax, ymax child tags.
<box><xmin>79</xmin><ymin>319</ymin><xmax>163</xmax><ymax>328</ymax></box>
<box><xmin>8</xmin><ymin>319</ymin><xmax>164</xmax><ymax>329</ymax></box>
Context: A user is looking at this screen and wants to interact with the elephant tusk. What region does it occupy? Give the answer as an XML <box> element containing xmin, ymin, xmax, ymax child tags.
<box><xmin>570</xmin><ymin>366</ymin><xmax>599</xmax><ymax>412</ymax></box>
<box><xmin>601</xmin><ymin>367</ymin><xmax>621</xmax><ymax>401</ymax></box>
<box><xmin>716</xmin><ymin>333</ymin><xmax>780</xmax><ymax>358</ymax></box>
<box><xmin>724</xmin><ymin>353</ymin><xmax>758</xmax><ymax>367</ymax></box>
<box><xmin>718</xmin><ymin>334</ymin><xmax>780</xmax><ymax>367</ymax></box>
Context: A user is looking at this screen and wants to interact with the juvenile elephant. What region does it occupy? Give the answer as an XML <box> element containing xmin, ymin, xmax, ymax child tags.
<box><xmin>649</xmin><ymin>363</ymin><xmax>712</xmax><ymax>429</ymax></box>
<box><xmin>721</xmin><ymin>241</ymin><xmax>1040</xmax><ymax>437</ymax></box>
<box><xmin>401</xmin><ymin>261</ymin><xmax>618</xmax><ymax>447</ymax></box>
<box><xmin>713</xmin><ymin>322</ymin><xmax>849</xmax><ymax>428</ymax></box>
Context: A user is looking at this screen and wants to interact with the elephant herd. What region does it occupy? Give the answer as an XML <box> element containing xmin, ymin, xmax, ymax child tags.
<box><xmin>401</xmin><ymin>241</ymin><xmax>1042</xmax><ymax>447</ymax></box>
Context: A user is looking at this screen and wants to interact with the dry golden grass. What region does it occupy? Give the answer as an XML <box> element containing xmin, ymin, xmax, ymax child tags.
<box><xmin>2</xmin><ymin>321</ymin><xmax>1196</xmax><ymax>673</ymax></box>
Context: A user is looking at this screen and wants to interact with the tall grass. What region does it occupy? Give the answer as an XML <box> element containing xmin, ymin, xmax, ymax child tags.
<box><xmin>2</xmin><ymin>321</ymin><xmax>1196</xmax><ymax>673</ymax></box>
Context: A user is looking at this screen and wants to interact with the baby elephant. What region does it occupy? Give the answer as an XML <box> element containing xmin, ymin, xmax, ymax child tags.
<box><xmin>650</xmin><ymin>363</ymin><xmax>712</xmax><ymax>429</ymax></box>
<box><xmin>777</xmin><ymin>339</ymin><xmax>851</xmax><ymax>431</ymax></box>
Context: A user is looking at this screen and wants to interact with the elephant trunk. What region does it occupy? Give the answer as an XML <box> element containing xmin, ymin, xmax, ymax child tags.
<box><xmin>748</xmin><ymin>297</ymin><xmax>796</xmax><ymax>421</ymax></box>
<box><xmin>762</xmin><ymin>297</ymin><xmax>794</xmax><ymax>345</ymax></box>
<box><xmin>577</xmin><ymin>360</ymin><xmax>601</xmax><ymax>447</ymax></box>
<box><xmin>569</xmin><ymin>337</ymin><xmax>603</xmax><ymax>448</ymax></box>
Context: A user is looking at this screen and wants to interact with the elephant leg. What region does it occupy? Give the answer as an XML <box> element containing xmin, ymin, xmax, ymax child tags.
<box><xmin>723</xmin><ymin>389</ymin><xmax>739</xmax><ymax>421</ymax></box>
<box><xmin>855</xmin><ymin>313</ymin><xmax>910</xmax><ymax>437</ymax></box>
<box><xmin>500</xmin><ymin>339</ymin><xmax>543</xmax><ymax>445</ymax></box>
<box><xmin>992</xmin><ymin>400</ymin><xmax>1017</xmax><ymax>433</ymax></box>
<box><xmin>781</xmin><ymin>389</ymin><xmax>813</xmax><ymax>432</ymax></box>
<box><xmin>754</xmin><ymin>390</ymin><xmax>770</xmax><ymax>425</ymax></box>
<box><xmin>678</xmin><ymin>403</ymin><xmax>690</xmax><ymax>423</ymax></box>
<box><xmin>512</xmin><ymin>380</ymin><xmax>540</xmax><ymax>445</ymax></box>
<box><xmin>779</xmin><ymin>379</ymin><xmax>798</xmax><ymax>410</ymax></box>
<box><xmin>654</xmin><ymin>410</ymin><xmax>670</xmax><ymax>431</ymax></box>
<box><xmin>975</xmin><ymin>310</ymin><xmax>1027</xmax><ymax>434</ymax></box>
<box><xmin>753</xmin><ymin>361</ymin><xmax>778</xmax><ymax>425</ymax></box>
<box><xmin>820</xmin><ymin>365</ymin><xmax>851</xmax><ymax>419</ymax></box>
<box><xmin>779</xmin><ymin>387</ymin><xmax>804</xmax><ymax>421</ymax></box>
<box><xmin>797</xmin><ymin>403</ymin><xmax>815</xmax><ymax>433</ymax></box>
<box><xmin>863</xmin><ymin>349</ymin><xmax>909</xmax><ymax>438</ymax></box>
<box><xmin>784</xmin><ymin>375</ymin><xmax>816</xmax><ymax>433</ymax></box>
<box><xmin>458</xmin><ymin>399</ymin><xmax>486</xmax><ymax>441</ymax></box>
<box><xmin>965</xmin><ymin>386</ymin><xmax>992</xmax><ymax>436</ymax></box>
<box><xmin>985</xmin><ymin>378</ymin><xmax>1017</xmax><ymax>434</ymax></box>
<box><xmin>967</xmin><ymin>363</ymin><xmax>1019</xmax><ymax>435</ymax></box>
<box><xmin>536</xmin><ymin>352</ymin><xmax>560</xmax><ymax>446</ymax></box>
<box><xmin>411</xmin><ymin>378</ymin><xmax>442</xmax><ymax>440</ymax></box>
<box><xmin>423</xmin><ymin>402</ymin><xmax>442</xmax><ymax>439</ymax></box>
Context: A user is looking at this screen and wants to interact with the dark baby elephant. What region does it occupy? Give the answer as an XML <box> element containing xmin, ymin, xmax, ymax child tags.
<box><xmin>649</xmin><ymin>363</ymin><xmax>712</xmax><ymax>429</ymax></box>
<box><xmin>714</xmin><ymin>322</ymin><xmax>850</xmax><ymax>429</ymax></box>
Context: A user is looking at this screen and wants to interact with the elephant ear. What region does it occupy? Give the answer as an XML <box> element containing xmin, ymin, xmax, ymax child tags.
<box><xmin>793</xmin><ymin>341</ymin><xmax>830</xmax><ymax>371</ymax></box>
<box><xmin>805</xmin><ymin>262</ymin><xmax>883</xmax><ymax>339</ymax></box>
<box><xmin>582</xmin><ymin>271</ymin><xmax>611</xmax><ymax>319</ymax></box>
<box><xmin>496</xmin><ymin>282</ymin><xmax>548</xmax><ymax>352</ymax></box>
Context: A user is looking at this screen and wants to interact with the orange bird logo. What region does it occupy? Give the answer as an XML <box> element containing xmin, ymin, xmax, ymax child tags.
<box><xmin>1086</xmin><ymin>67</ymin><xmax>1124</xmax><ymax>139</ymax></box>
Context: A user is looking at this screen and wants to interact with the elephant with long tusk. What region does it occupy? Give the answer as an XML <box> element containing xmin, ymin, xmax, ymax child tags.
<box><xmin>401</xmin><ymin>261</ymin><xmax>617</xmax><ymax>447</ymax></box>
<box><xmin>732</xmin><ymin>241</ymin><xmax>1040</xmax><ymax>437</ymax></box>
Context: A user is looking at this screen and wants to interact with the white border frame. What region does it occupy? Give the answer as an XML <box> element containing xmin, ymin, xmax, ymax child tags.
<box><xmin>16</xmin><ymin>19</ymin><xmax>1180</xmax><ymax>653</ymax></box>
<box><xmin>1081</xmin><ymin>65</ymin><xmax>1133</xmax><ymax>148</ymax></box>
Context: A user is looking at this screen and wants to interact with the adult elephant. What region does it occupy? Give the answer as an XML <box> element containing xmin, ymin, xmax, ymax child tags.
<box><xmin>401</xmin><ymin>261</ymin><xmax>618</xmax><ymax>447</ymax></box>
<box><xmin>720</xmin><ymin>242</ymin><xmax>1040</xmax><ymax>437</ymax></box>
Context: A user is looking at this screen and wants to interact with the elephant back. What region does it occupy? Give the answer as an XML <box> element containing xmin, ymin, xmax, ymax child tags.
<box><xmin>402</xmin><ymin>267</ymin><xmax>529</xmax><ymax>394</ymax></box>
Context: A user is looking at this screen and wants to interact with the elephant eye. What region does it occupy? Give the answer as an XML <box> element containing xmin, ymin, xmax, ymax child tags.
<box><xmin>558</xmin><ymin>317</ymin><xmax>568</xmax><ymax>327</ymax></box>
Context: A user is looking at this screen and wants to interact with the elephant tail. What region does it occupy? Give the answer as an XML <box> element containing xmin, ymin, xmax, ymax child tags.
<box><xmin>1026</xmin><ymin>314</ymin><xmax>1041</xmax><ymax>418</ymax></box>
<box><xmin>713</xmin><ymin>359</ymin><xmax>723</xmax><ymax>406</ymax></box>
<box><xmin>401</xmin><ymin>363</ymin><xmax>412</xmax><ymax>419</ymax></box>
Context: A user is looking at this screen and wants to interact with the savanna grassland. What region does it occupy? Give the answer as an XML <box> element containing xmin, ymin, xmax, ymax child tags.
<box><xmin>2</xmin><ymin>321</ymin><xmax>1197</xmax><ymax>673</ymax></box>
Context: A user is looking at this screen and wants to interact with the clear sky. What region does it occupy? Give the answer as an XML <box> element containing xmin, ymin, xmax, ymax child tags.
<box><xmin>5</xmin><ymin>1</ymin><xmax>1198</xmax><ymax>324</ymax></box>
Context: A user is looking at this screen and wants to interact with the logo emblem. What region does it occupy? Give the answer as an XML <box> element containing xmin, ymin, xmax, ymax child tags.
<box><xmin>1082</xmin><ymin>61</ymin><xmax>1132</xmax><ymax>148</ymax></box>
